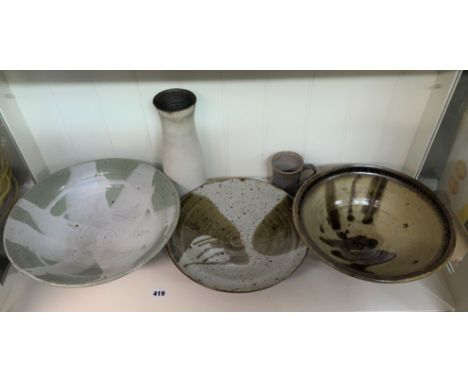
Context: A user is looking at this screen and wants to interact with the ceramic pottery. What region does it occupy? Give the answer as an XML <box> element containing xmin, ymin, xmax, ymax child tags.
<box><xmin>153</xmin><ymin>88</ymin><xmax>206</xmax><ymax>196</ymax></box>
<box><xmin>3</xmin><ymin>159</ymin><xmax>180</xmax><ymax>287</ymax></box>
<box><xmin>0</xmin><ymin>154</ymin><xmax>19</xmax><ymax>281</ymax></box>
<box><xmin>271</xmin><ymin>151</ymin><xmax>317</xmax><ymax>195</ymax></box>
<box><xmin>293</xmin><ymin>165</ymin><xmax>455</xmax><ymax>283</ymax></box>
<box><xmin>167</xmin><ymin>178</ymin><xmax>308</xmax><ymax>292</ymax></box>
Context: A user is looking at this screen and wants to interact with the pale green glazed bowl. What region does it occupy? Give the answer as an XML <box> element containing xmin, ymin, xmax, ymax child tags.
<box><xmin>3</xmin><ymin>159</ymin><xmax>180</xmax><ymax>287</ymax></box>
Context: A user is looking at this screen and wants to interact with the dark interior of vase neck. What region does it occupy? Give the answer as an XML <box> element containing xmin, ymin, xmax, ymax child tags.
<box><xmin>153</xmin><ymin>88</ymin><xmax>197</xmax><ymax>112</ymax></box>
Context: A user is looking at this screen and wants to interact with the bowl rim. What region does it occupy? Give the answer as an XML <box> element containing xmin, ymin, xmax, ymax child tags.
<box><xmin>3</xmin><ymin>158</ymin><xmax>181</xmax><ymax>288</ymax></box>
<box><xmin>292</xmin><ymin>164</ymin><xmax>456</xmax><ymax>283</ymax></box>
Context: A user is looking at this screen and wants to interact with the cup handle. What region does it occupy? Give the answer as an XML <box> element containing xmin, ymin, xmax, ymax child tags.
<box><xmin>300</xmin><ymin>163</ymin><xmax>318</xmax><ymax>185</ymax></box>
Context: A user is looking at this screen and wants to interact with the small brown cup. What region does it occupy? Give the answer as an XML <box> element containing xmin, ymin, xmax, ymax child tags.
<box><xmin>271</xmin><ymin>151</ymin><xmax>317</xmax><ymax>195</ymax></box>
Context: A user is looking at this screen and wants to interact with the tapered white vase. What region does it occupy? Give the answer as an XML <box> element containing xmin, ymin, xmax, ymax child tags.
<box><xmin>153</xmin><ymin>88</ymin><xmax>206</xmax><ymax>196</ymax></box>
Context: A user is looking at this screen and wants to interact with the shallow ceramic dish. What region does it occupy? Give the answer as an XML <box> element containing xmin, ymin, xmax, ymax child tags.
<box><xmin>167</xmin><ymin>178</ymin><xmax>308</xmax><ymax>292</ymax></box>
<box><xmin>293</xmin><ymin>165</ymin><xmax>455</xmax><ymax>283</ymax></box>
<box><xmin>3</xmin><ymin>159</ymin><xmax>180</xmax><ymax>287</ymax></box>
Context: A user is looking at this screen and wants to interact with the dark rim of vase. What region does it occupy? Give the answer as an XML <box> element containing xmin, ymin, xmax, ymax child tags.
<box><xmin>153</xmin><ymin>88</ymin><xmax>197</xmax><ymax>112</ymax></box>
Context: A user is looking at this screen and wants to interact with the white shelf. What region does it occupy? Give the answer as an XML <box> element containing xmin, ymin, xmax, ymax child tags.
<box><xmin>0</xmin><ymin>249</ymin><xmax>455</xmax><ymax>312</ymax></box>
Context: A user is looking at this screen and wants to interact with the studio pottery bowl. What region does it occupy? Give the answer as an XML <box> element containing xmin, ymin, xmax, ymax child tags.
<box><xmin>3</xmin><ymin>159</ymin><xmax>180</xmax><ymax>287</ymax></box>
<box><xmin>167</xmin><ymin>178</ymin><xmax>308</xmax><ymax>292</ymax></box>
<box><xmin>292</xmin><ymin>165</ymin><xmax>455</xmax><ymax>282</ymax></box>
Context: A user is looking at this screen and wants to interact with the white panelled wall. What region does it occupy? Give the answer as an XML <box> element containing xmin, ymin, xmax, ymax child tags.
<box><xmin>3</xmin><ymin>71</ymin><xmax>440</xmax><ymax>178</ymax></box>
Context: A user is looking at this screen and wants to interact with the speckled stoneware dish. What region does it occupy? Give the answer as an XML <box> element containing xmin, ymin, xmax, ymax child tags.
<box><xmin>3</xmin><ymin>159</ymin><xmax>180</xmax><ymax>287</ymax></box>
<box><xmin>293</xmin><ymin>165</ymin><xmax>455</xmax><ymax>283</ymax></box>
<box><xmin>167</xmin><ymin>178</ymin><xmax>308</xmax><ymax>292</ymax></box>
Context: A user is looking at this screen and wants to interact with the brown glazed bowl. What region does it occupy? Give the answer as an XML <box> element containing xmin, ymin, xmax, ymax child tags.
<box><xmin>292</xmin><ymin>165</ymin><xmax>456</xmax><ymax>283</ymax></box>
